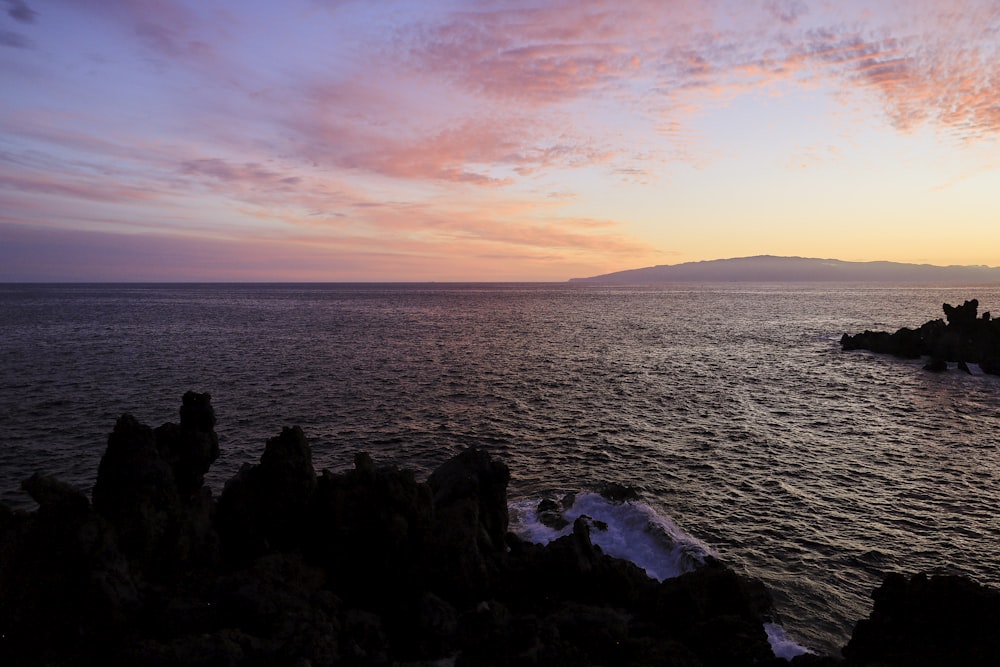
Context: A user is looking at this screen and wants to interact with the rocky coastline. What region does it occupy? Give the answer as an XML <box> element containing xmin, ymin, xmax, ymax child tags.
<box><xmin>3</xmin><ymin>392</ymin><xmax>999</xmax><ymax>666</ymax></box>
<box><xmin>840</xmin><ymin>299</ymin><xmax>1000</xmax><ymax>374</ymax></box>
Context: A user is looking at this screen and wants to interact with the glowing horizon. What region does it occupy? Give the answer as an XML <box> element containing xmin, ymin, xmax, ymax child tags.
<box><xmin>2</xmin><ymin>0</ymin><xmax>998</xmax><ymax>281</ymax></box>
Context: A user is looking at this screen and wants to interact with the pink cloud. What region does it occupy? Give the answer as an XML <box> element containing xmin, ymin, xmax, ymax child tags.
<box><xmin>792</xmin><ymin>21</ymin><xmax>1000</xmax><ymax>138</ymax></box>
<box><xmin>628</xmin><ymin>4</ymin><xmax>1000</xmax><ymax>142</ymax></box>
<box><xmin>284</xmin><ymin>77</ymin><xmax>617</xmax><ymax>184</ymax></box>
<box><xmin>405</xmin><ymin>0</ymin><xmax>709</xmax><ymax>106</ymax></box>
<box><xmin>180</xmin><ymin>159</ymin><xmax>302</xmax><ymax>188</ymax></box>
<box><xmin>0</xmin><ymin>169</ymin><xmax>158</xmax><ymax>203</ymax></box>
<box><xmin>6</xmin><ymin>0</ymin><xmax>999</xmax><ymax>282</ymax></box>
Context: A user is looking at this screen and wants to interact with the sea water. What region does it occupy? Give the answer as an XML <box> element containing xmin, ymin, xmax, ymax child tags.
<box><xmin>2</xmin><ymin>282</ymin><xmax>999</xmax><ymax>655</ymax></box>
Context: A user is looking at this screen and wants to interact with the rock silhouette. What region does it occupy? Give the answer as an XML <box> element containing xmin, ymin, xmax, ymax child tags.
<box><xmin>840</xmin><ymin>299</ymin><xmax>1000</xmax><ymax>374</ymax></box>
<box><xmin>1</xmin><ymin>392</ymin><xmax>997</xmax><ymax>665</ymax></box>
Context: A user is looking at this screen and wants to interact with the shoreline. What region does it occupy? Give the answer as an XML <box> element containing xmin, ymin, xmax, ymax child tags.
<box><xmin>3</xmin><ymin>393</ymin><xmax>999</xmax><ymax>665</ymax></box>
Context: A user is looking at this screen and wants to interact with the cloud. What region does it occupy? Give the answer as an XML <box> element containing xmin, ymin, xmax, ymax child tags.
<box><xmin>4</xmin><ymin>0</ymin><xmax>35</xmax><ymax>23</ymax></box>
<box><xmin>396</xmin><ymin>0</ymin><xmax>848</xmax><ymax>122</ymax></box>
<box><xmin>765</xmin><ymin>0</ymin><xmax>808</xmax><ymax>26</ymax></box>
<box><xmin>180</xmin><ymin>158</ymin><xmax>301</xmax><ymax>188</ymax></box>
<box><xmin>5</xmin><ymin>0</ymin><xmax>999</xmax><ymax>281</ymax></box>
<box><xmin>0</xmin><ymin>29</ymin><xmax>29</xmax><ymax>48</ymax></box>
<box><xmin>283</xmin><ymin>75</ymin><xmax>617</xmax><ymax>185</ymax></box>
<box><xmin>0</xmin><ymin>169</ymin><xmax>158</xmax><ymax>203</ymax></box>
<box><xmin>403</xmin><ymin>0</ymin><xmax>704</xmax><ymax>106</ymax></box>
<box><xmin>61</xmin><ymin>0</ymin><xmax>223</xmax><ymax>67</ymax></box>
<box><xmin>134</xmin><ymin>19</ymin><xmax>213</xmax><ymax>61</ymax></box>
<box><xmin>785</xmin><ymin>16</ymin><xmax>1000</xmax><ymax>139</ymax></box>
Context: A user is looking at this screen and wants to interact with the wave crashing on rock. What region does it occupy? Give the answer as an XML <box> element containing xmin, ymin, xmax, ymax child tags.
<box><xmin>2</xmin><ymin>392</ymin><xmax>999</xmax><ymax>666</ymax></box>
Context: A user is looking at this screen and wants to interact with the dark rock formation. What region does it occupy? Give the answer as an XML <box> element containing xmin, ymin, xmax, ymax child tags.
<box><xmin>92</xmin><ymin>402</ymin><xmax>219</xmax><ymax>576</ymax></box>
<box><xmin>155</xmin><ymin>389</ymin><xmax>219</xmax><ymax>496</ymax></box>
<box><xmin>843</xmin><ymin>572</ymin><xmax>1000</xmax><ymax>666</ymax></box>
<box><xmin>536</xmin><ymin>497</ymin><xmax>569</xmax><ymax>530</ymax></box>
<box><xmin>308</xmin><ymin>451</ymin><xmax>434</xmax><ymax>603</ymax></box>
<box><xmin>2</xmin><ymin>393</ymin><xmax>999</xmax><ymax>665</ymax></box>
<box><xmin>217</xmin><ymin>425</ymin><xmax>317</xmax><ymax>559</ymax></box>
<box><xmin>0</xmin><ymin>474</ymin><xmax>139</xmax><ymax>666</ymax></box>
<box><xmin>425</xmin><ymin>446</ymin><xmax>511</xmax><ymax>601</ymax></box>
<box><xmin>841</xmin><ymin>300</ymin><xmax>1000</xmax><ymax>374</ymax></box>
<box><xmin>599</xmin><ymin>480</ymin><xmax>643</xmax><ymax>502</ymax></box>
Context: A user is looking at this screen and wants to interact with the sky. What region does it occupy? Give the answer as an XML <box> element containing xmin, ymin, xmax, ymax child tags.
<box><xmin>1</xmin><ymin>0</ymin><xmax>998</xmax><ymax>281</ymax></box>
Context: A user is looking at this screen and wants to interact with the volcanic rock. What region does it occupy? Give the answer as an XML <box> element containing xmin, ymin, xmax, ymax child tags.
<box><xmin>308</xmin><ymin>451</ymin><xmax>434</xmax><ymax>602</ymax></box>
<box><xmin>4</xmin><ymin>393</ymin><xmax>1000</xmax><ymax>665</ymax></box>
<box><xmin>217</xmin><ymin>425</ymin><xmax>317</xmax><ymax>559</ymax></box>
<box><xmin>154</xmin><ymin>390</ymin><xmax>219</xmax><ymax>496</ymax></box>
<box><xmin>1</xmin><ymin>475</ymin><xmax>139</xmax><ymax>665</ymax></box>
<box><xmin>843</xmin><ymin>572</ymin><xmax>1000</xmax><ymax>666</ymax></box>
<box><xmin>841</xmin><ymin>300</ymin><xmax>1000</xmax><ymax>373</ymax></box>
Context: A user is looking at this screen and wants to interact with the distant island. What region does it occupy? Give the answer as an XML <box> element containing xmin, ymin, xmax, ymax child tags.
<box><xmin>570</xmin><ymin>255</ymin><xmax>1000</xmax><ymax>284</ymax></box>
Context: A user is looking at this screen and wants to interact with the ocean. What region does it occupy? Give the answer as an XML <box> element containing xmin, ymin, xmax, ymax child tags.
<box><xmin>2</xmin><ymin>283</ymin><xmax>999</xmax><ymax>655</ymax></box>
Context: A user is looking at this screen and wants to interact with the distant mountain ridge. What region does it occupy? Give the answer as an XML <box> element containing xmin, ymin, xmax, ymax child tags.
<box><xmin>569</xmin><ymin>255</ymin><xmax>1000</xmax><ymax>284</ymax></box>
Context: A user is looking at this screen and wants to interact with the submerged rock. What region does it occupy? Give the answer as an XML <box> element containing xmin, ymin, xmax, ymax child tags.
<box><xmin>599</xmin><ymin>480</ymin><xmax>642</xmax><ymax>502</ymax></box>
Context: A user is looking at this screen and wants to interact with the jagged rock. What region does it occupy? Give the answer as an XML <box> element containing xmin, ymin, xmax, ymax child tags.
<box><xmin>842</xmin><ymin>300</ymin><xmax>1000</xmax><ymax>373</ymax></box>
<box><xmin>552</xmin><ymin>516</ymin><xmax>603</xmax><ymax>575</ymax></box>
<box><xmin>22</xmin><ymin>472</ymin><xmax>90</xmax><ymax>517</ymax></box>
<box><xmin>154</xmin><ymin>391</ymin><xmax>219</xmax><ymax>496</ymax></box>
<box><xmin>923</xmin><ymin>358</ymin><xmax>947</xmax><ymax>372</ymax></box>
<box><xmin>536</xmin><ymin>497</ymin><xmax>569</xmax><ymax>530</ymax></box>
<box><xmin>217</xmin><ymin>425</ymin><xmax>317</xmax><ymax>559</ymax></box>
<box><xmin>843</xmin><ymin>572</ymin><xmax>1000</xmax><ymax>666</ymax></box>
<box><xmin>92</xmin><ymin>401</ymin><xmax>220</xmax><ymax>573</ymax></box>
<box><xmin>424</xmin><ymin>446</ymin><xmax>511</xmax><ymax>601</ymax></box>
<box><xmin>8</xmin><ymin>393</ymin><xmax>1000</xmax><ymax>666</ymax></box>
<box><xmin>92</xmin><ymin>413</ymin><xmax>183</xmax><ymax>567</ymax></box>
<box><xmin>981</xmin><ymin>356</ymin><xmax>1000</xmax><ymax>375</ymax></box>
<box><xmin>599</xmin><ymin>481</ymin><xmax>642</xmax><ymax>502</ymax></box>
<box><xmin>309</xmin><ymin>452</ymin><xmax>434</xmax><ymax>601</ymax></box>
<box><xmin>428</xmin><ymin>446</ymin><xmax>510</xmax><ymax>550</ymax></box>
<box><xmin>943</xmin><ymin>298</ymin><xmax>979</xmax><ymax>329</ymax></box>
<box><xmin>213</xmin><ymin>553</ymin><xmax>339</xmax><ymax>664</ymax></box>
<box><xmin>389</xmin><ymin>591</ymin><xmax>459</xmax><ymax>660</ymax></box>
<box><xmin>0</xmin><ymin>476</ymin><xmax>139</xmax><ymax>666</ymax></box>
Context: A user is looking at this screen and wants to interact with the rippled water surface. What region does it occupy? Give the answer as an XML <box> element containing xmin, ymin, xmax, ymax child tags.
<box><xmin>2</xmin><ymin>283</ymin><xmax>999</xmax><ymax>654</ymax></box>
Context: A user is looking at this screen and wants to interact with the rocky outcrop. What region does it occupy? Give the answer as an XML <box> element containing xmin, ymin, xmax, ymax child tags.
<box><xmin>843</xmin><ymin>572</ymin><xmax>1000</xmax><ymax>666</ymax></box>
<box><xmin>2</xmin><ymin>393</ymin><xmax>999</xmax><ymax>665</ymax></box>
<box><xmin>0</xmin><ymin>473</ymin><xmax>139</xmax><ymax>665</ymax></box>
<box><xmin>840</xmin><ymin>299</ymin><xmax>1000</xmax><ymax>373</ymax></box>
<box><xmin>217</xmin><ymin>425</ymin><xmax>317</xmax><ymax>559</ymax></box>
<box><xmin>92</xmin><ymin>395</ymin><xmax>220</xmax><ymax>577</ymax></box>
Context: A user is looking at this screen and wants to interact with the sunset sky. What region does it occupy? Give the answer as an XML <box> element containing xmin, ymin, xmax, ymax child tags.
<box><xmin>1</xmin><ymin>0</ymin><xmax>998</xmax><ymax>281</ymax></box>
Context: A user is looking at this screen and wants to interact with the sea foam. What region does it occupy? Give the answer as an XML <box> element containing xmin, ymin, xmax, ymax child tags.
<box><xmin>765</xmin><ymin>622</ymin><xmax>813</xmax><ymax>659</ymax></box>
<box><xmin>509</xmin><ymin>492</ymin><xmax>713</xmax><ymax>581</ymax></box>
<box><xmin>510</xmin><ymin>492</ymin><xmax>813</xmax><ymax>659</ymax></box>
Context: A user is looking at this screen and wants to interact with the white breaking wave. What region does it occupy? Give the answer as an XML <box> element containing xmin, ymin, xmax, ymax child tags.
<box><xmin>509</xmin><ymin>492</ymin><xmax>714</xmax><ymax>581</ymax></box>
<box><xmin>510</xmin><ymin>493</ymin><xmax>814</xmax><ymax>660</ymax></box>
<box><xmin>765</xmin><ymin>623</ymin><xmax>813</xmax><ymax>659</ymax></box>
